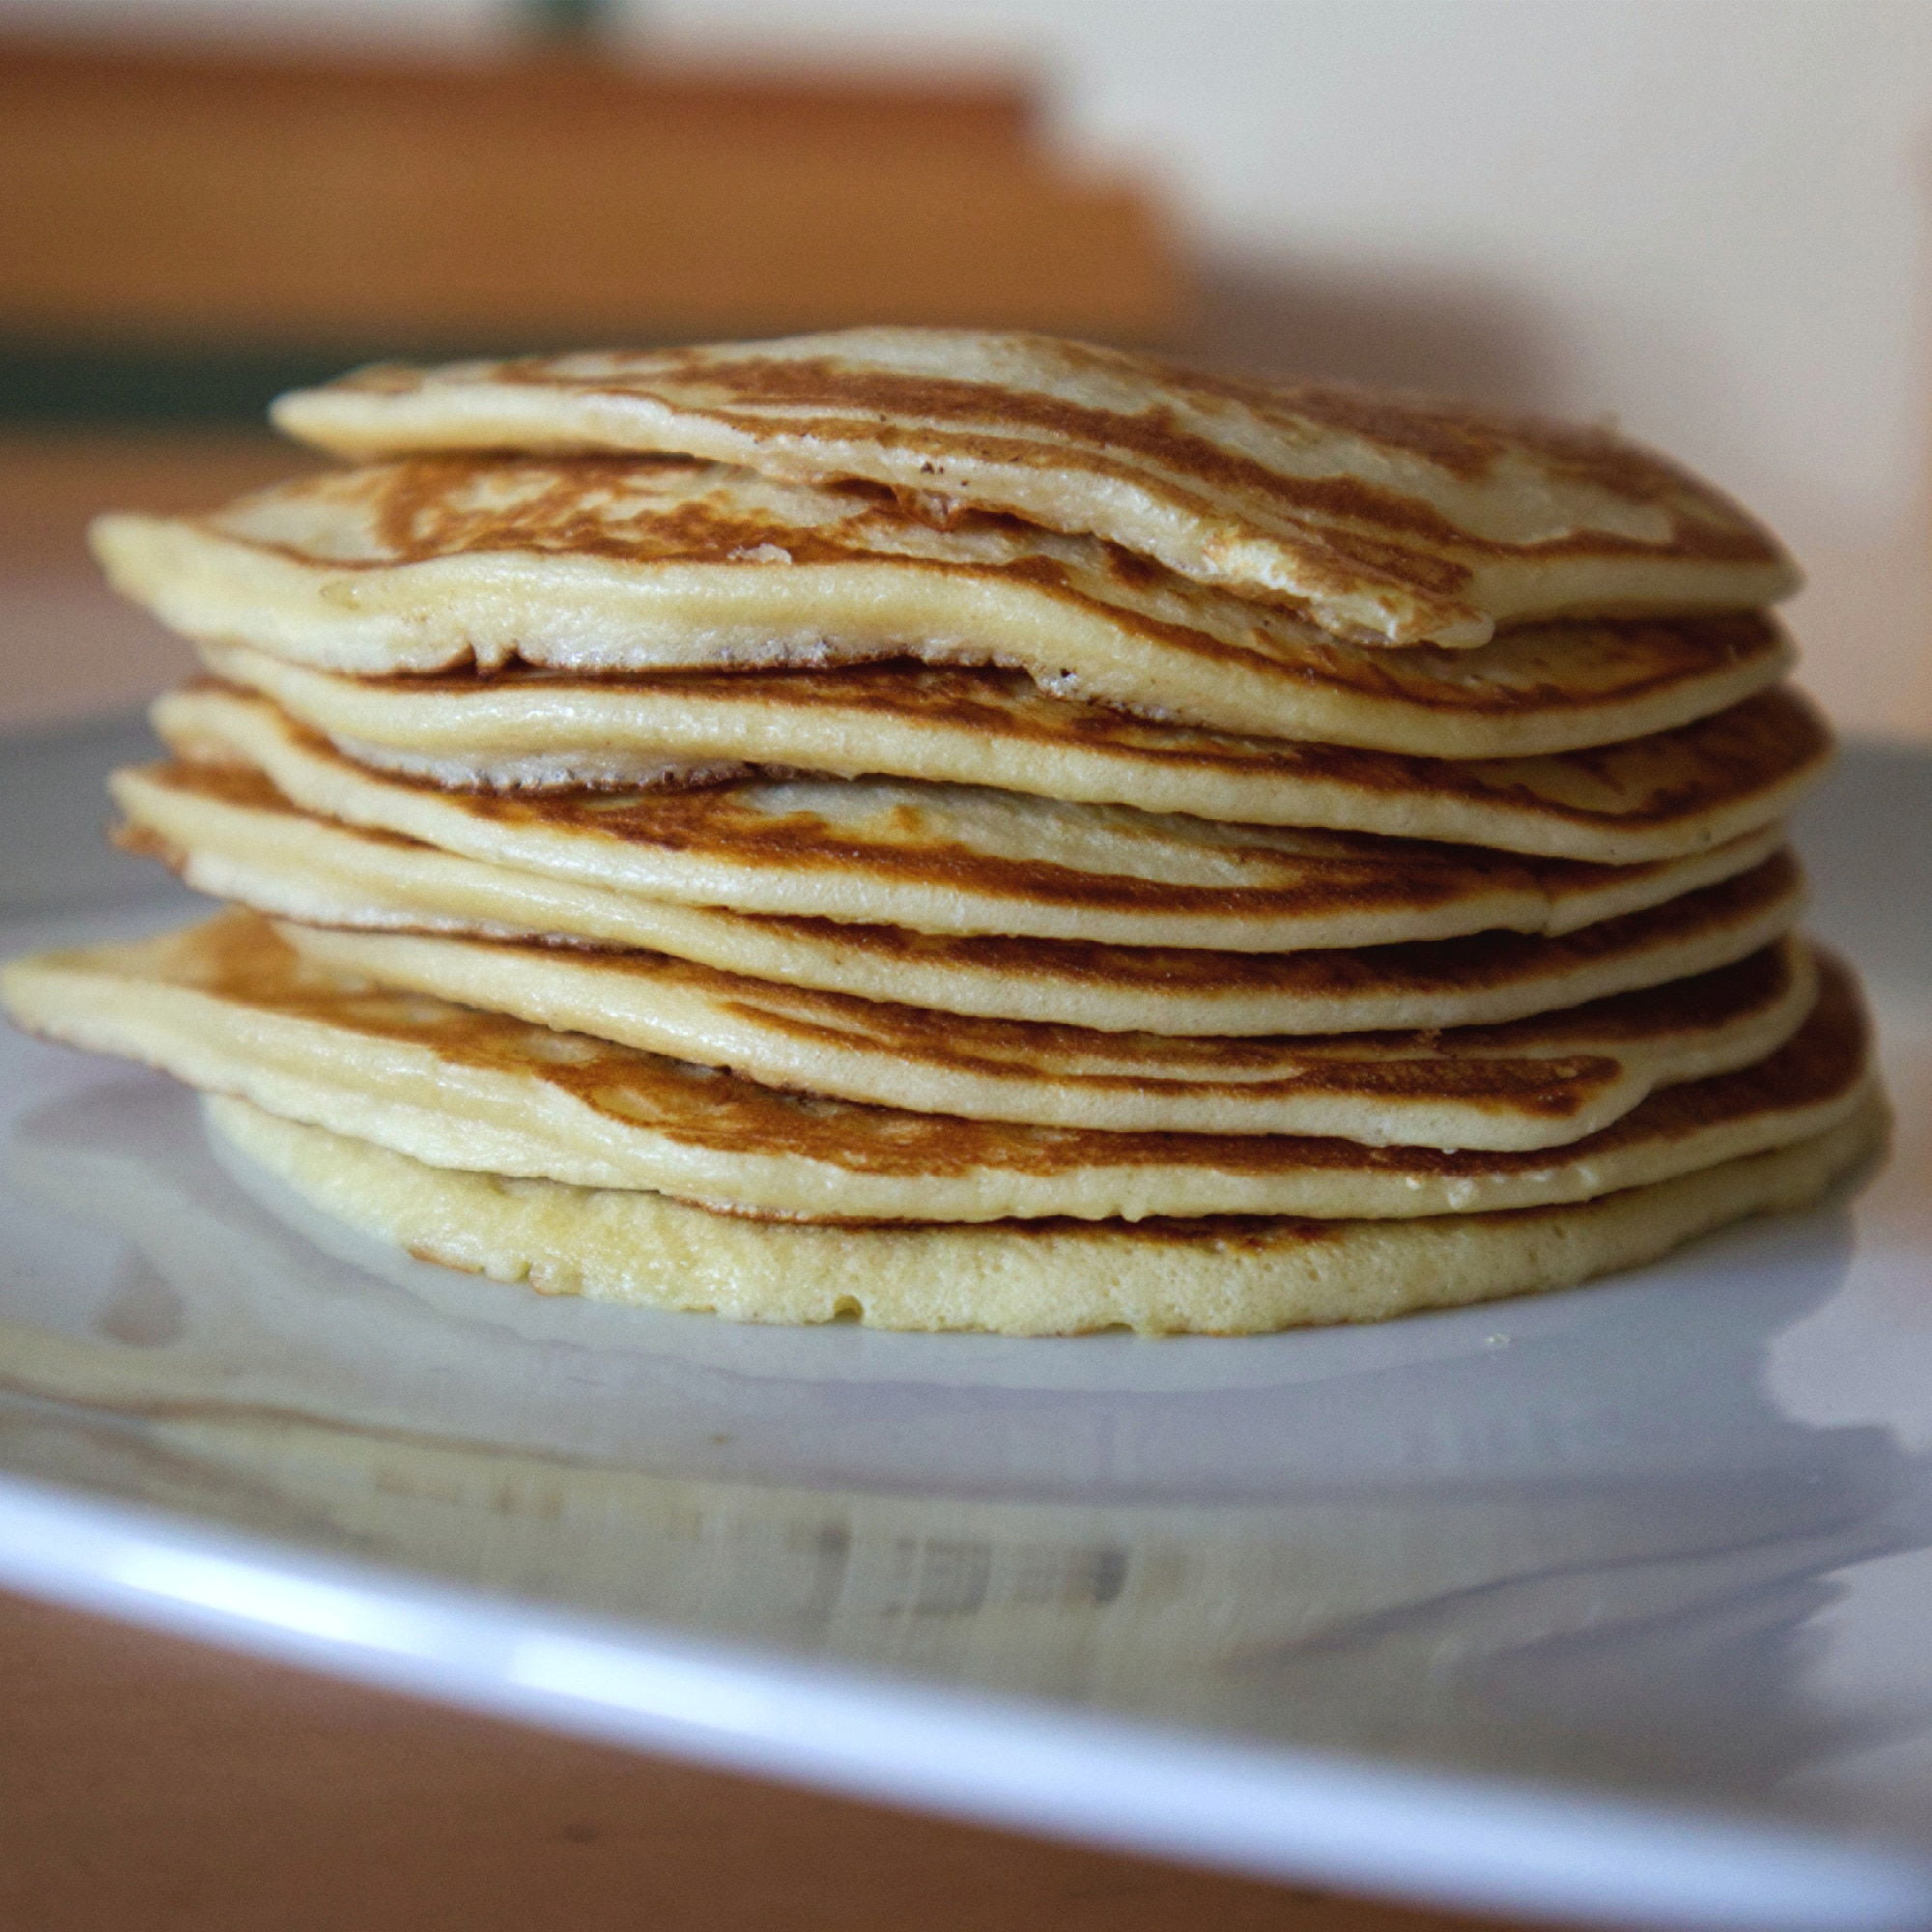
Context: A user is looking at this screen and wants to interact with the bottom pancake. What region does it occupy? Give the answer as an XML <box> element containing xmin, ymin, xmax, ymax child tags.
<box><xmin>205</xmin><ymin>1093</ymin><xmax>1886</xmax><ymax>1335</ymax></box>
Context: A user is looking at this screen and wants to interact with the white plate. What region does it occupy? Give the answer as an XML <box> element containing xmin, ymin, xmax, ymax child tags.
<box><xmin>4</xmin><ymin>716</ymin><xmax>1932</xmax><ymax>1931</ymax></box>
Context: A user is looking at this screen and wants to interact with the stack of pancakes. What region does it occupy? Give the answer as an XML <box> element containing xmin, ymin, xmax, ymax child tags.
<box><xmin>2</xmin><ymin>330</ymin><xmax>1885</xmax><ymax>1332</ymax></box>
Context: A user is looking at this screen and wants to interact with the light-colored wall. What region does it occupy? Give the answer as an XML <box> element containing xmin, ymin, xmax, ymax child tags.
<box><xmin>649</xmin><ymin>4</ymin><xmax>1927</xmax><ymax>549</ymax></box>
<box><xmin>12</xmin><ymin>0</ymin><xmax>1932</xmax><ymax>729</ymax></box>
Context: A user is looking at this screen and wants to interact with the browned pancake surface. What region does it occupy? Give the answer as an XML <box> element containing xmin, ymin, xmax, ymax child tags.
<box><xmin>156</xmin><ymin>683</ymin><xmax>1783</xmax><ymax>950</ymax></box>
<box><xmin>118</xmin><ymin>753</ymin><xmax>1809</xmax><ymax>1010</ymax></box>
<box><xmin>201</xmin><ymin>456</ymin><xmax>1793</xmax><ymax>717</ymax></box>
<box><xmin>309</xmin><ymin>660</ymin><xmax>1827</xmax><ymax>842</ymax></box>
<box><xmin>101</xmin><ymin>912</ymin><xmax>1866</xmax><ymax>1184</ymax></box>
<box><xmin>272</xmin><ymin>331</ymin><xmax>1798</xmax><ymax>646</ymax></box>
<box><xmin>721</xmin><ymin>852</ymin><xmax>1808</xmax><ymax>1003</ymax></box>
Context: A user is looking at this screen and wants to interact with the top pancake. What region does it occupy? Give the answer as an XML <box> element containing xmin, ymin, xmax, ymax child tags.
<box><xmin>269</xmin><ymin>329</ymin><xmax>1800</xmax><ymax>649</ymax></box>
<box><xmin>92</xmin><ymin>456</ymin><xmax>1795</xmax><ymax>756</ymax></box>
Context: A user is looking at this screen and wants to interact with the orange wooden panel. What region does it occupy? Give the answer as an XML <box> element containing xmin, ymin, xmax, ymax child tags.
<box><xmin>0</xmin><ymin>44</ymin><xmax>1187</xmax><ymax>342</ymax></box>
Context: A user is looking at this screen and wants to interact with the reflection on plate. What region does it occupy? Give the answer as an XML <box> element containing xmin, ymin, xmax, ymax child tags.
<box><xmin>1</xmin><ymin>1067</ymin><xmax>1919</xmax><ymax>1812</ymax></box>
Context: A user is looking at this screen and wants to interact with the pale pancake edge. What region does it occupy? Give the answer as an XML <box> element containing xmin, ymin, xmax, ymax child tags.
<box><xmin>207</xmin><ymin>1094</ymin><xmax>1884</xmax><ymax>1335</ymax></box>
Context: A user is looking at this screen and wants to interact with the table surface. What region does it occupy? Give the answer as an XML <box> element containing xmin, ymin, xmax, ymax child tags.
<box><xmin>1</xmin><ymin>1581</ymin><xmax>1519</xmax><ymax>1932</ymax></box>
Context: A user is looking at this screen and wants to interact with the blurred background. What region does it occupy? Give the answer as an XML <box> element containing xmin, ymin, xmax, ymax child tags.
<box><xmin>2</xmin><ymin>0</ymin><xmax>1929</xmax><ymax>739</ymax></box>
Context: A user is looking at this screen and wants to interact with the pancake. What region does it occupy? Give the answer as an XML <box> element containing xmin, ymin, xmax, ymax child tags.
<box><xmin>92</xmin><ymin>458</ymin><xmax>1796</xmax><ymax>758</ymax></box>
<box><xmin>111</xmin><ymin>757</ymin><xmax>1811</xmax><ymax>1036</ymax></box>
<box><xmin>207</xmin><ymin>1094</ymin><xmax>1882</xmax><ymax>1334</ymax></box>
<box><xmin>197</xmin><ymin>639</ymin><xmax>1833</xmax><ymax>866</ymax></box>
<box><xmin>0</xmin><ymin>914</ymin><xmax>1872</xmax><ymax>1223</ymax></box>
<box><xmin>267</xmin><ymin>330</ymin><xmax>1800</xmax><ymax>649</ymax></box>
<box><xmin>275</xmin><ymin>922</ymin><xmax>1817</xmax><ymax>1148</ymax></box>
<box><xmin>150</xmin><ymin>685</ymin><xmax>1786</xmax><ymax>951</ymax></box>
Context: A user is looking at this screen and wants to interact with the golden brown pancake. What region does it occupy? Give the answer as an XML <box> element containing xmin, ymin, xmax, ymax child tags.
<box><xmin>207</xmin><ymin>1093</ymin><xmax>1883</xmax><ymax>1334</ymax></box>
<box><xmin>7</xmin><ymin>328</ymin><xmax>1880</xmax><ymax>1334</ymax></box>
<box><xmin>111</xmin><ymin>755</ymin><xmax>1811</xmax><ymax>1037</ymax></box>
<box><xmin>150</xmin><ymin>684</ymin><xmax>1786</xmax><ymax>951</ymax></box>
<box><xmin>197</xmin><ymin>638</ymin><xmax>1832</xmax><ymax>866</ymax></box>
<box><xmin>93</xmin><ymin>457</ymin><xmax>1796</xmax><ymax>755</ymax></box>
<box><xmin>268</xmin><ymin>330</ymin><xmax>1799</xmax><ymax>648</ymax></box>
<box><xmin>273</xmin><ymin>920</ymin><xmax>1817</xmax><ymax>1148</ymax></box>
<box><xmin>0</xmin><ymin>913</ymin><xmax>1873</xmax><ymax>1223</ymax></box>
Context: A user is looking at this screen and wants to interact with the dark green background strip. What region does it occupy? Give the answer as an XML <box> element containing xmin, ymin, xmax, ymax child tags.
<box><xmin>0</xmin><ymin>340</ymin><xmax>605</xmax><ymax>426</ymax></box>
